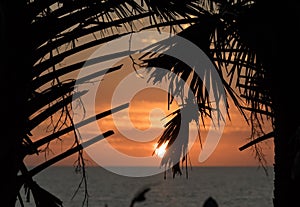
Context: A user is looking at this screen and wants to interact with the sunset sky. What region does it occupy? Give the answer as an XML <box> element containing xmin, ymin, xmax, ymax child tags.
<box><xmin>25</xmin><ymin>53</ymin><xmax>274</xmax><ymax>169</ymax></box>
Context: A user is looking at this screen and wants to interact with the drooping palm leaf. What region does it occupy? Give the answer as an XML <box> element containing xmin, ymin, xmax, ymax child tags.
<box><xmin>137</xmin><ymin>0</ymin><xmax>274</xmax><ymax>175</ymax></box>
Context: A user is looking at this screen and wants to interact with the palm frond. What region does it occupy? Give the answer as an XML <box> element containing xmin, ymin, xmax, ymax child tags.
<box><xmin>32</xmin><ymin>32</ymin><xmax>129</xmax><ymax>77</ymax></box>
<box><xmin>30</xmin><ymin>181</ymin><xmax>63</xmax><ymax>207</ymax></box>
<box><xmin>14</xmin><ymin>0</ymin><xmax>276</xmax><ymax>205</ymax></box>
<box><xmin>28</xmin><ymin>82</ymin><xmax>75</xmax><ymax>116</ymax></box>
<box><xmin>154</xmin><ymin>101</ymin><xmax>200</xmax><ymax>172</ymax></box>
<box><xmin>28</xmin><ymin>131</ymin><xmax>114</xmax><ymax>177</ymax></box>
<box><xmin>28</xmin><ymin>90</ymin><xmax>86</xmax><ymax>131</ymax></box>
<box><xmin>28</xmin><ymin>103</ymin><xmax>128</xmax><ymax>155</ymax></box>
<box><xmin>140</xmin><ymin>0</ymin><xmax>274</xmax><ymax>176</ymax></box>
<box><xmin>210</xmin><ymin>1</ymin><xmax>273</xmax><ymax>121</ymax></box>
<box><xmin>239</xmin><ymin>131</ymin><xmax>274</xmax><ymax>151</ymax></box>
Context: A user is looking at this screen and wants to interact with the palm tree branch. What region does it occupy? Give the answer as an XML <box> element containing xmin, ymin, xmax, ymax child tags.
<box><xmin>33</xmin><ymin>32</ymin><xmax>130</xmax><ymax>77</ymax></box>
<box><xmin>33</xmin><ymin>12</ymin><xmax>151</xmax><ymax>62</ymax></box>
<box><xmin>29</xmin><ymin>103</ymin><xmax>128</xmax><ymax>153</ymax></box>
<box><xmin>27</xmin><ymin>90</ymin><xmax>87</xmax><ymax>131</ymax></box>
<box><xmin>239</xmin><ymin>131</ymin><xmax>274</xmax><ymax>151</ymax></box>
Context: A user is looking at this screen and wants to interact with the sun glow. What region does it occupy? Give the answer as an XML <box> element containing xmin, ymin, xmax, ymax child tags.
<box><xmin>154</xmin><ymin>141</ymin><xmax>169</xmax><ymax>158</ymax></box>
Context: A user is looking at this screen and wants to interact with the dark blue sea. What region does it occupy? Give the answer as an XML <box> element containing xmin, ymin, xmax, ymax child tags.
<box><xmin>17</xmin><ymin>166</ymin><xmax>274</xmax><ymax>207</ymax></box>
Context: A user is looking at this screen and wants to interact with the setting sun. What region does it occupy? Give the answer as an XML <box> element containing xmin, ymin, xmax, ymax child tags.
<box><xmin>154</xmin><ymin>141</ymin><xmax>169</xmax><ymax>158</ymax></box>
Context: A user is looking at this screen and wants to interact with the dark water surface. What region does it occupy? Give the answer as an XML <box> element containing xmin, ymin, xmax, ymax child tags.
<box><xmin>17</xmin><ymin>166</ymin><xmax>274</xmax><ymax>207</ymax></box>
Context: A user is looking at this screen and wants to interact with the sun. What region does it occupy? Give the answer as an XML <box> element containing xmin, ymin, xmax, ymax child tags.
<box><xmin>154</xmin><ymin>141</ymin><xmax>169</xmax><ymax>158</ymax></box>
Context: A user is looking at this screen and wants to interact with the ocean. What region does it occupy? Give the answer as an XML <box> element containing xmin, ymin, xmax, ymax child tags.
<box><xmin>17</xmin><ymin>166</ymin><xmax>274</xmax><ymax>207</ymax></box>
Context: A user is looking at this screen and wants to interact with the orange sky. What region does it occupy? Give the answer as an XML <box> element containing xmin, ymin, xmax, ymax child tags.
<box><xmin>25</xmin><ymin>57</ymin><xmax>274</xmax><ymax>169</ymax></box>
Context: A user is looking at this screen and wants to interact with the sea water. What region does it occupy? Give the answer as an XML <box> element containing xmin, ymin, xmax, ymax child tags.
<box><xmin>17</xmin><ymin>166</ymin><xmax>274</xmax><ymax>207</ymax></box>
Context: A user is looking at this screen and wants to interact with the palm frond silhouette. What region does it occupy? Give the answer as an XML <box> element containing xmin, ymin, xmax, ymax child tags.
<box><xmin>1</xmin><ymin>0</ymin><xmax>299</xmax><ymax>206</ymax></box>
